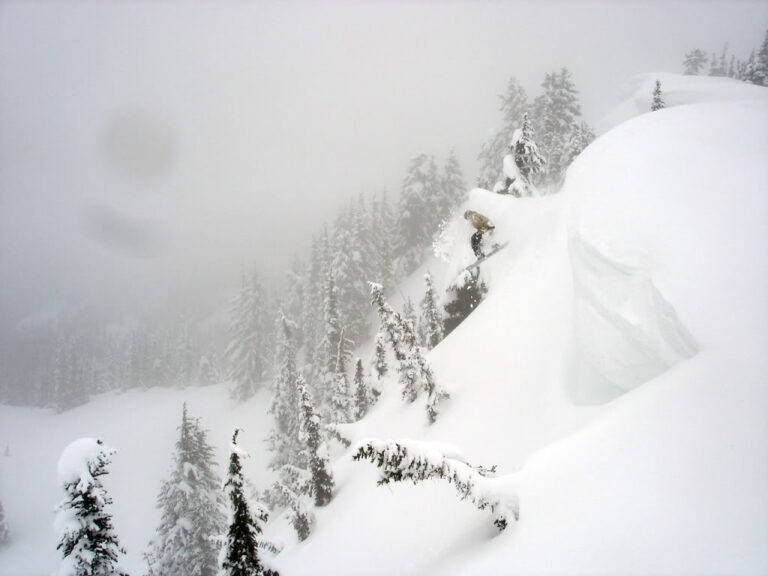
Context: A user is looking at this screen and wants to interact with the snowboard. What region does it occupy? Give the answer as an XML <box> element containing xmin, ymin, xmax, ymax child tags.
<box><xmin>463</xmin><ymin>242</ymin><xmax>509</xmax><ymax>273</ymax></box>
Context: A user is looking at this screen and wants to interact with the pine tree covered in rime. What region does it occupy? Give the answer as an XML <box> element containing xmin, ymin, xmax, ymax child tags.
<box><xmin>370</xmin><ymin>190</ymin><xmax>396</xmax><ymax>291</ymax></box>
<box><xmin>313</xmin><ymin>267</ymin><xmax>342</xmax><ymax>417</ymax></box>
<box><xmin>331</xmin><ymin>207</ymin><xmax>369</xmax><ymax>345</ymax></box>
<box><xmin>443</xmin><ymin>270</ymin><xmax>488</xmax><ymax>336</ymax></box>
<box><xmin>561</xmin><ymin>121</ymin><xmax>595</xmax><ymax>169</ymax></box>
<box><xmin>225</xmin><ymin>270</ymin><xmax>270</xmax><ymax>401</ymax></box>
<box><xmin>532</xmin><ymin>68</ymin><xmax>583</xmax><ymax>187</ymax></box>
<box><xmin>477</xmin><ymin>78</ymin><xmax>529</xmax><ymax>189</ymax></box>
<box><xmin>282</xmin><ymin>258</ymin><xmax>306</xmax><ymax>349</ymax></box>
<box><xmin>434</xmin><ymin>151</ymin><xmax>466</xmax><ymax>225</ymax></box>
<box><xmin>0</xmin><ymin>499</ymin><xmax>9</xmax><ymax>546</ymax></box>
<box><xmin>54</xmin><ymin>438</ymin><xmax>127</xmax><ymax>576</ymax></box>
<box><xmin>419</xmin><ymin>272</ymin><xmax>444</xmax><ymax>350</ymax></box>
<box><xmin>683</xmin><ymin>48</ymin><xmax>708</xmax><ymax>75</ymax></box>
<box><xmin>272</xmin><ymin>466</ymin><xmax>314</xmax><ymax>542</ymax></box>
<box><xmin>397</xmin><ymin>154</ymin><xmax>440</xmax><ymax>272</ymax></box>
<box><xmin>221</xmin><ymin>429</ymin><xmax>277</xmax><ymax>576</ymax></box>
<box><xmin>330</xmin><ymin>328</ymin><xmax>353</xmax><ymax>424</ymax></box>
<box><xmin>755</xmin><ymin>29</ymin><xmax>768</xmax><ymax>86</ymax></box>
<box><xmin>651</xmin><ymin>80</ymin><xmax>665</xmax><ymax>112</ymax></box>
<box><xmin>369</xmin><ymin>283</ymin><xmax>448</xmax><ymax>423</ymax></box>
<box><xmin>303</xmin><ymin>231</ymin><xmax>331</xmax><ymax>381</ymax></box>
<box><xmin>267</xmin><ymin>313</ymin><xmax>305</xmax><ymax>472</ymax></box>
<box><xmin>353</xmin><ymin>358</ymin><xmax>372</xmax><ymax>420</ymax></box>
<box><xmin>505</xmin><ymin>112</ymin><xmax>546</xmax><ymax>196</ymax></box>
<box><xmin>145</xmin><ymin>405</ymin><xmax>224</xmax><ymax>576</ymax></box>
<box><xmin>296</xmin><ymin>375</ymin><xmax>335</xmax><ymax>507</ymax></box>
<box><xmin>353</xmin><ymin>439</ymin><xmax>518</xmax><ymax>531</ymax></box>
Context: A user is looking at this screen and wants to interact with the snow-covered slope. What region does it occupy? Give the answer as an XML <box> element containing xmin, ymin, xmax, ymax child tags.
<box><xmin>1</xmin><ymin>74</ymin><xmax>766</xmax><ymax>576</ymax></box>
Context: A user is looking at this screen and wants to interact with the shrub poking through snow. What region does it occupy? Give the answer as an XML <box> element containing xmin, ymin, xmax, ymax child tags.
<box><xmin>54</xmin><ymin>438</ymin><xmax>127</xmax><ymax>576</ymax></box>
<box><xmin>353</xmin><ymin>439</ymin><xmax>518</xmax><ymax>531</ymax></box>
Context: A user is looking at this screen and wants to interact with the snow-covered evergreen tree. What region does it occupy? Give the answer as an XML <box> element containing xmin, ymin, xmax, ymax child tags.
<box><xmin>145</xmin><ymin>405</ymin><xmax>224</xmax><ymax>576</ymax></box>
<box><xmin>397</xmin><ymin>154</ymin><xmax>440</xmax><ymax>272</ymax></box>
<box><xmin>267</xmin><ymin>313</ymin><xmax>304</xmax><ymax>472</ymax></box>
<box><xmin>330</xmin><ymin>328</ymin><xmax>353</xmax><ymax>424</ymax></box>
<box><xmin>503</xmin><ymin>112</ymin><xmax>546</xmax><ymax>196</ymax></box>
<box><xmin>296</xmin><ymin>375</ymin><xmax>334</xmax><ymax>506</ymax></box>
<box><xmin>683</xmin><ymin>48</ymin><xmax>708</xmax><ymax>75</ymax></box>
<box><xmin>532</xmin><ymin>68</ymin><xmax>583</xmax><ymax>188</ymax></box>
<box><xmin>221</xmin><ymin>429</ymin><xmax>277</xmax><ymax>576</ymax></box>
<box><xmin>225</xmin><ymin>270</ymin><xmax>270</xmax><ymax>401</ymax></box>
<box><xmin>477</xmin><ymin>77</ymin><xmax>529</xmax><ymax>189</ymax></box>
<box><xmin>561</xmin><ymin>121</ymin><xmax>595</xmax><ymax>169</ymax></box>
<box><xmin>754</xmin><ymin>29</ymin><xmax>768</xmax><ymax>86</ymax></box>
<box><xmin>54</xmin><ymin>438</ymin><xmax>127</xmax><ymax>576</ymax></box>
<box><xmin>313</xmin><ymin>267</ymin><xmax>342</xmax><ymax>418</ymax></box>
<box><xmin>419</xmin><ymin>272</ymin><xmax>444</xmax><ymax>350</ymax></box>
<box><xmin>651</xmin><ymin>80</ymin><xmax>665</xmax><ymax>112</ymax></box>
<box><xmin>370</xmin><ymin>190</ymin><xmax>396</xmax><ymax>292</ymax></box>
<box><xmin>443</xmin><ymin>270</ymin><xmax>488</xmax><ymax>336</ymax></box>
<box><xmin>437</xmin><ymin>151</ymin><xmax>466</xmax><ymax>224</ymax></box>
<box><xmin>330</xmin><ymin>206</ymin><xmax>369</xmax><ymax>345</ymax></box>
<box><xmin>352</xmin><ymin>358</ymin><xmax>371</xmax><ymax>420</ymax></box>
<box><xmin>271</xmin><ymin>467</ymin><xmax>313</xmax><ymax>542</ymax></box>
<box><xmin>0</xmin><ymin>498</ymin><xmax>9</xmax><ymax>547</ymax></box>
<box><xmin>369</xmin><ymin>282</ymin><xmax>448</xmax><ymax>423</ymax></box>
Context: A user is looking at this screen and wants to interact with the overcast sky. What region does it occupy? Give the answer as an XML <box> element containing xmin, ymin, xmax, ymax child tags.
<box><xmin>1</xmin><ymin>0</ymin><xmax>766</xmax><ymax>326</ymax></box>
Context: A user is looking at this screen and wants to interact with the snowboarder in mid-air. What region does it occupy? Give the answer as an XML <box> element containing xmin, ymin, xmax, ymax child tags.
<box><xmin>464</xmin><ymin>210</ymin><xmax>495</xmax><ymax>258</ymax></box>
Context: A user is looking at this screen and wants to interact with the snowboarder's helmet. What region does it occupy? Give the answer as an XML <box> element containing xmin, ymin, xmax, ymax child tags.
<box><xmin>464</xmin><ymin>210</ymin><xmax>472</xmax><ymax>220</ymax></box>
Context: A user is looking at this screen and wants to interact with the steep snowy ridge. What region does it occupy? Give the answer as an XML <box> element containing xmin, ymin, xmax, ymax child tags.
<box><xmin>1</xmin><ymin>75</ymin><xmax>767</xmax><ymax>576</ymax></box>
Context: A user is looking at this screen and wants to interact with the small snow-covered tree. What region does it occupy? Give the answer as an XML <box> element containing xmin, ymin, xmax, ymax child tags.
<box><xmin>503</xmin><ymin>112</ymin><xmax>546</xmax><ymax>197</ymax></box>
<box><xmin>754</xmin><ymin>29</ymin><xmax>768</xmax><ymax>86</ymax></box>
<box><xmin>651</xmin><ymin>80</ymin><xmax>665</xmax><ymax>112</ymax></box>
<box><xmin>330</xmin><ymin>328</ymin><xmax>353</xmax><ymax>424</ymax></box>
<box><xmin>683</xmin><ymin>48</ymin><xmax>708</xmax><ymax>75</ymax></box>
<box><xmin>352</xmin><ymin>358</ymin><xmax>372</xmax><ymax>420</ymax></box>
<box><xmin>271</xmin><ymin>467</ymin><xmax>313</xmax><ymax>542</ymax></box>
<box><xmin>221</xmin><ymin>429</ymin><xmax>277</xmax><ymax>576</ymax></box>
<box><xmin>0</xmin><ymin>498</ymin><xmax>9</xmax><ymax>547</ymax></box>
<box><xmin>443</xmin><ymin>270</ymin><xmax>488</xmax><ymax>336</ymax></box>
<box><xmin>419</xmin><ymin>272</ymin><xmax>444</xmax><ymax>350</ymax></box>
<box><xmin>145</xmin><ymin>404</ymin><xmax>224</xmax><ymax>576</ymax></box>
<box><xmin>54</xmin><ymin>438</ymin><xmax>127</xmax><ymax>576</ymax></box>
<box><xmin>296</xmin><ymin>375</ymin><xmax>334</xmax><ymax>506</ymax></box>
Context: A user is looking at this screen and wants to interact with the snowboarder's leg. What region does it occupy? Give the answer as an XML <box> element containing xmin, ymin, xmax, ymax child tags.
<box><xmin>471</xmin><ymin>231</ymin><xmax>485</xmax><ymax>258</ymax></box>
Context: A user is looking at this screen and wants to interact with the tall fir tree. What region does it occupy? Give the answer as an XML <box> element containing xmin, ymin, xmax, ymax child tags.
<box><xmin>313</xmin><ymin>267</ymin><xmax>342</xmax><ymax>418</ymax></box>
<box><xmin>296</xmin><ymin>375</ymin><xmax>335</xmax><ymax>506</ymax></box>
<box><xmin>683</xmin><ymin>48</ymin><xmax>708</xmax><ymax>75</ymax></box>
<box><xmin>419</xmin><ymin>272</ymin><xmax>444</xmax><ymax>350</ymax></box>
<box><xmin>532</xmin><ymin>68</ymin><xmax>583</xmax><ymax>188</ymax></box>
<box><xmin>221</xmin><ymin>429</ymin><xmax>276</xmax><ymax>576</ymax></box>
<box><xmin>651</xmin><ymin>80</ymin><xmax>665</xmax><ymax>112</ymax></box>
<box><xmin>477</xmin><ymin>78</ymin><xmax>529</xmax><ymax>189</ymax></box>
<box><xmin>370</xmin><ymin>190</ymin><xmax>396</xmax><ymax>291</ymax></box>
<box><xmin>353</xmin><ymin>358</ymin><xmax>372</xmax><ymax>420</ymax></box>
<box><xmin>754</xmin><ymin>29</ymin><xmax>768</xmax><ymax>86</ymax></box>
<box><xmin>437</xmin><ymin>151</ymin><xmax>466</xmax><ymax>224</ymax></box>
<box><xmin>54</xmin><ymin>438</ymin><xmax>127</xmax><ymax>576</ymax></box>
<box><xmin>145</xmin><ymin>405</ymin><xmax>224</xmax><ymax>576</ymax></box>
<box><xmin>505</xmin><ymin>112</ymin><xmax>546</xmax><ymax>196</ymax></box>
<box><xmin>330</xmin><ymin>328</ymin><xmax>353</xmax><ymax>424</ymax></box>
<box><xmin>267</xmin><ymin>313</ymin><xmax>304</xmax><ymax>472</ymax></box>
<box><xmin>397</xmin><ymin>154</ymin><xmax>440</xmax><ymax>272</ymax></box>
<box><xmin>443</xmin><ymin>270</ymin><xmax>488</xmax><ymax>336</ymax></box>
<box><xmin>225</xmin><ymin>269</ymin><xmax>270</xmax><ymax>401</ymax></box>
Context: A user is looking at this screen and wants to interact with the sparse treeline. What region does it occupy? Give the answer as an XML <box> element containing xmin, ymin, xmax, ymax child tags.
<box><xmin>683</xmin><ymin>30</ymin><xmax>768</xmax><ymax>85</ymax></box>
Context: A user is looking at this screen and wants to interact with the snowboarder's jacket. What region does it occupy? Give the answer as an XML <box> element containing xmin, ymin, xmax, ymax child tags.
<box><xmin>464</xmin><ymin>210</ymin><xmax>495</xmax><ymax>232</ymax></box>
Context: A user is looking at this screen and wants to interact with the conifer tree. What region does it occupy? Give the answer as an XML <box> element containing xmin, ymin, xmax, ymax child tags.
<box><xmin>267</xmin><ymin>313</ymin><xmax>304</xmax><ymax>472</ymax></box>
<box><xmin>54</xmin><ymin>438</ymin><xmax>127</xmax><ymax>576</ymax></box>
<box><xmin>370</xmin><ymin>190</ymin><xmax>396</xmax><ymax>292</ymax></box>
<box><xmin>505</xmin><ymin>112</ymin><xmax>546</xmax><ymax>196</ymax></box>
<box><xmin>651</xmin><ymin>80</ymin><xmax>665</xmax><ymax>112</ymax></box>
<box><xmin>146</xmin><ymin>405</ymin><xmax>224</xmax><ymax>576</ymax></box>
<box><xmin>477</xmin><ymin>78</ymin><xmax>529</xmax><ymax>189</ymax></box>
<box><xmin>438</xmin><ymin>151</ymin><xmax>466</xmax><ymax>223</ymax></box>
<box><xmin>419</xmin><ymin>272</ymin><xmax>444</xmax><ymax>350</ymax></box>
<box><xmin>0</xmin><ymin>498</ymin><xmax>9</xmax><ymax>547</ymax></box>
<box><xmin>296</xmin><ymin>375</ymin><xmax>335</xmax><ymax>506</ymax></box>
<box><xmin>532</xmin><ymin>68</ymin><xmax>583</xmax><ymax>188</ymax></box>
<box><xmin>683</xmin><ymin>48</ymin><xmax>708</xmax><ymax>75</ymax></box>
<box><xmin>314</xmin><ymin>268</ymin><xmax>342</xmax><ymax>418</ymax></box>
<box><xmin>397</xmin><ymin>154</ymin><xmax>440</xmax><ymax>272</ymax></box>
<box><xmin>331</xmin><ymin>206</ymin><xmax>369</xmax><ymax>344</ymax></box>
<box><xmin>443</xmin><ymin>270</ymin><xmax>488</xmax><ymax>336</ymax></box>
<box><xmin>755</xmin><ymin>29</ymin><xmax>768</xmax><ymax>86</ymax></box>
<box><xmin>353</xmin><ymin>358</ymin><xmax>372</xmax><ymax>420</ymax></box>
<box><xmin>561</xmin><ymin>121</ymin><xmax>595</xmax><ymax>170</ymax></box>
<box><xmin>221</xmin><ymin>429</ymin><xmax>276</xmax><ymax>576</ymax></box>
<box><xmin>370</xmin><ymin>283</ymin><xmax>448</xmax><ymax>423</ymax></box>
<box><xmin>226</xmin><ymin>270</ymin><xmax>270</xmax><ymax>401</ymax></box>
<box><xmin>330</xmin><ymin>328</ymin><xmax>353</xmax><ymax>424</ymax></box>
